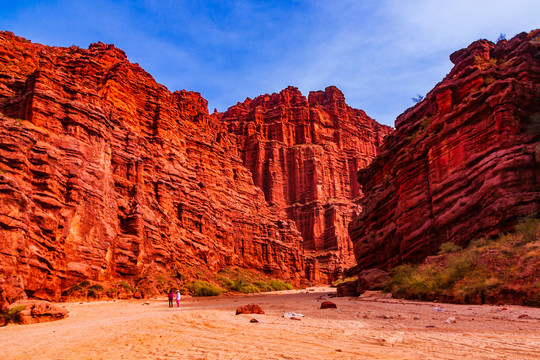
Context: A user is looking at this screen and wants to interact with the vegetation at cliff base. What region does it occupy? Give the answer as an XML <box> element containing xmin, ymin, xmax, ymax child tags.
<box><xmin>331</xmin><ymin>277</ymin><xmax>356</xmax><ymax>287</ymax></box>
<box><xmin>170</xmin><ymin>266</ymin><xmax>294</xmax><ymax>297</ymax></box>
<box><xmin>140</xmin><ymin>264</ymin><xmax>294</xmax><ymax>297</ymax></box>
<box><xmin>0</xmin><ymin>304</ymin><xmax>26</xmax><ymax>326</ymax></box>
<box><xmin>191</xmin><ymin>281</ymin><xmax>225</xmax><ymax>297</ymax></box>
<box><xmin>214</xmin><ymin>267</ymin><xmax>293</xmax><ymax>295</ymax></box>
<box><xmin>386</xmin><ymin>215</ymin><xmax>540</xmax><ymax>306</ymax></box>
<box><xmin>58</xmin><ymin>265</ymin><xmax>296</xmax><ymax>300</ymax></box>
<box><xmin>60</xmin><ymin>279</ymin><xmax>132</xmax><ymax>300</ymax></box>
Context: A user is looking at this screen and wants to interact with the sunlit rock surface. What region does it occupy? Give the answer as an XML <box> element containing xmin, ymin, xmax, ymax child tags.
<box><xmin>0</xmin><ymin>32</ymin><xmax>322</xmax><ymax>300</ymax></box>
<box><xmin>218</xmin><ymin>86</ymin><xmax>391</xmax><ymax>276</ymax></box>
<box><xmin>350</xmin><ymin>30</ymin><xmax>540</xmax><ymax>269</ymax></box>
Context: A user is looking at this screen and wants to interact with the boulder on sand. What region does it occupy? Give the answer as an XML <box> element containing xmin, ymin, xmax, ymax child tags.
<box><xmin>356</xmin><ymin>269</ymin><xmax>390</xmax><ymax>294</ymax></box>
<box><xmin>320</xmin><ymin>301</ymin><xmax>337</xmax><ymax>309</ymax></box>
<box><xmin>7</xmin><ymin>300</ymin><xmax>68</xmax><ymax>324</ymax></box>
<box><xmin>336</xmin><ymin>280</ymin><xmax>358</xmax><ymax>297</ymax></box>
<box><xmin>236</xmin><ymin>304</ymin><xmax>265</xmax><ymax>315</ymax></box>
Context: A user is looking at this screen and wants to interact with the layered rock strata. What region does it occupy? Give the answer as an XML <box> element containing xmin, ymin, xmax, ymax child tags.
<box><xmin>350</xmin><ymin>30</ymin><xmax>540</xmax><ymax>269</ymax></box>
<box><xmin>0</xmin><ymin>32</ymin><xmax>315</xmax><ymax>300</ymax></box>
<box><xmin>218</xmin><ymin>86</ymin><xmax>392</xmax><ymax>274</ymax></box>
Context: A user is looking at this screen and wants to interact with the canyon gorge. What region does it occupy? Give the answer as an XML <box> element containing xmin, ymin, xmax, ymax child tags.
<box><xmin>0</xmin><ymin>29</ymin><xmax>538</xmax><ymax>305</ymax></box>
<box><xmin>0</xmin><ymin>31</ymin><xmax>389</xmax><ymax>302</ymax></box>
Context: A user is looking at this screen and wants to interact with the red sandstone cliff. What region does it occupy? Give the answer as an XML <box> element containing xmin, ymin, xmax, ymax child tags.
<box><xmin>349</xmin><ymin>30</ymin><xmax>540</xmax><ymax>270</ymax></box>
<box><xmin>0</xmin><ymin>32</ymin><xmax>319</xmax><ymax>300</ymax></box>
<box><xmin>218</xmin><ymin>86</ymin><xmax>392</xmax><ymax>274</ymax></box>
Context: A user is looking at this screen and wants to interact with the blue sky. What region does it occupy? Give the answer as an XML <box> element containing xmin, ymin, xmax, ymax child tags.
<box><xmin>1</xmin><ymin>1</ymin><xmax>538</xmax><ymax>126</ymax></box>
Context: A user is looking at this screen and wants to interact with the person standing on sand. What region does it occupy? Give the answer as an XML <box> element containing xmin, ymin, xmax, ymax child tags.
<box><xmin>168</xmin><ymin>290</ymin><xmax>174</xmax><ymax>307</ymax></box>
<box><xmin>175</xmin><ymin>289</ymin><xmax>181</xmax><ymax>308</ymax></box>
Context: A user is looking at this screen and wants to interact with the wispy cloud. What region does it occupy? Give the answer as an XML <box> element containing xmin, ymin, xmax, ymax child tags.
<box><xmin>1</xmin><ymin>1</ymin><xmax>538</xmax><ymax>125</ymax></box>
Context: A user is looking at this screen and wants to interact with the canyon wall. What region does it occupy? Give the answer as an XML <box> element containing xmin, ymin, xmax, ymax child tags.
<box><xmin>349</xmin><ymin>30</ymin><xmax>540</xmax><ymax>270</ymax></box>
<box><xmin>0</xmin><ymin>32</ymin><xmax>318</xmax><ymax>300</ymax></box>
<box><xmin>218</xmin><ymin>86</ymin><xmax>392</xmax><ymax>272</ymax></box>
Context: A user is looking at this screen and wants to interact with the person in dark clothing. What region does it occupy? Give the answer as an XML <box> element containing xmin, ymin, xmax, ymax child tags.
<box><xmin>168</xmin><ymin>290</ymin><xmax>174</xmax><ymax>307</ymax></box>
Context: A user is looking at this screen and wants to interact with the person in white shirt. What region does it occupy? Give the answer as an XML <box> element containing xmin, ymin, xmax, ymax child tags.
<box><xmin>175</xmin><ymin>289</ymin><xmax>181</xmax><ymax>307</ymax></box>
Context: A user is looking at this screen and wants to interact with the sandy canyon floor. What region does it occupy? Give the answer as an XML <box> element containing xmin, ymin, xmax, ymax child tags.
<box><xmin>1</xmin><ymin>288</ymin><xmax>539</xmax><ymax>359</ymax></box>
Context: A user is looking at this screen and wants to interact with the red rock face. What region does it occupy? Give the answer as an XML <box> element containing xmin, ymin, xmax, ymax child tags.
<box><xmin>0</xmin><ymin>32</ymin><xmax>320</xmax><ymax>300</ymax></box>
<box><xmin>218</xmin><ymin>86</ymin><xmax>392</xmax><ymax>277</ymax></box>
<box><xmin>350</xmin><ymin>30</ymin><xmax>540</xmax><ymax>270</ymax></box>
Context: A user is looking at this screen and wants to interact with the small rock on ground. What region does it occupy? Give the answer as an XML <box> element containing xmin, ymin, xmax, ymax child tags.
<box><xmin>236</xmin><ymin>304</ymin><xmax>265</xmax><ymax>315</ymax></box>
<box><xmin>320</xmin><ymin>301</ymin><xmax>337</xmax><ymax>309</ymax></box>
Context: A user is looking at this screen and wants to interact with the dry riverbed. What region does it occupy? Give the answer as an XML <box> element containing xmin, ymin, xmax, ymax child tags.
<box><xmin>1</xmin><ymin>288</ymin><xmax>539</xmax><ymax>359</ymax></box>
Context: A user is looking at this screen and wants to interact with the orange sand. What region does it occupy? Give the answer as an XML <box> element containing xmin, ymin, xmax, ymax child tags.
<box><xmin>1</xmin><ymin>288</ymin><xmax>539</xmax><ymax>359</ymax></box>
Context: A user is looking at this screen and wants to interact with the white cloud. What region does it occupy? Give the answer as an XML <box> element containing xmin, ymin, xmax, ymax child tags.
<box><xmin>277</xmin><ymin>0</ymin><xmax>540</xmax><ymax>125</ymax></box>
<box><xmin>2</xmin><ymin>0</ymin><xmax>539</xmax><ymax>126</ymax></box>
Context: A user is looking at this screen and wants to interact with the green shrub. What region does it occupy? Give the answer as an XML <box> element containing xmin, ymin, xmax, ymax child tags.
<box><xmin>83</xmin><ymin>284</ymin><xmax>104</xmax><ymax>298</ymax></box>
<box><xmin>239</xmin><ymin>283</ymin><xmax>260</xmax><ymax>294</ymax></box>
<box><xmin>387</xmin><ymin>252</ymin><xmax>476</xmax><ymax>300</ymax></box>
<box><xmin>253</xmin><ymin>281</ymin><xmax>271</xmax><ymax>292</ymax></box>
<box><xmin>62</xmin><ymin>279</ymin><xmax>93</xmax><ymax>296</ymax></box>
<box><xmin>522</xmin><ymin>284</ymin><xmax>540</xmax><ymax>307</ymax></box>
<box><xmin>217</xmin><ymin>275</ymin><xmax>234</xmax><ymax>289</ymax></box>
<box><xmin>331</xmin><ymin>277</ymin><xmax>356</xmax><ymax>287</ymax></box>
<box><xmin>470</xmin><ymin>236</ymin><xmax>491</xmax><ymax>248</ymax></box>
<box><xmin>118</xmin><ymin>281</ymin><xmax>133</xmax><ymax>292</ymax></box>
<box><xmin>386</xmin><ymin>214</ymin><xmax>539</xmax><ymax>305</ymax></box>
<box><xmin>386</xmin><ymin>264</ymin><xmax>416</xmax><ymax>291</ymax></box>
<box><xmin>229</xmin><ymin>278</ymin><xmax>260</xmax><ymax>294</ymax></box>
<box><xmin>514</xmin><ymin>215</ymin><xmax>539</xmax><ymax>244</ymax></box>
<box><xmin>405</xmin><ymin>270</ymin><xmax>439</xmax><ymax>299</ymax></box>
<box><xmin>214</xmin><ymin>268</ymin><xmax>295</xmax><ymax>294</ymax></box>
<box><xmin>88</xmin><ymin>284</ymin><xmax>104</xmax><ymax>292</ymax></box>
<box><xmin>437</xmin><ymin>252</ymin><xmax>476</xmax><ymax>288</ymax></box>
<box><xmin>229</xmin><ymin>278</ymin><xmax>243</xmax><ymax>292</ymax></box>
<box><xmin>439</xmin><ymin>242</ymin><xmax>463</xmax><ymax>254</ymax></box>
<box><xmin>455</xmin><ymin>273</ymin><xmax>502</xmax><ymax>303</ymax></box>
<box><xmin>1</xmin><ymin>304</ymin><xmax>26</xmax><ymax>325</ymax></box>
<box><xmin>192</xmin><ymin>281</ymin><xmax>224</xmax><ymax>297</ymax></box>
<box><xmin>268</xmin><ymin>279</ymin><xmax>293</xmax><ymax>291</ymax></box>
<box><xmin>106</xmin><ymin>288</ymin><xmax>118</xmax><ymax>297</ymax></box>
<box><xmin>388</xmin><ymin>263</ymin><xmax>440</xmax><ymax>299</ymax></box>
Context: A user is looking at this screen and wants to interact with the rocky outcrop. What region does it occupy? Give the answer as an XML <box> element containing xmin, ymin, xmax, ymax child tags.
<box><xmin>235</xmin><ymin>304</ymin><xmax>265</xmax><ymax>315</ymax></box>
<box><xmin>0</xmin><ymin>31</ymin><xmax>319</xmax><ymax>301</ymax></box>
<box><xmin>356</xmin><ymin>269</ymin><xmax>390</xmax><ymax>293</ymax></box>
<box><xmin>0</xmin><ymin>275</ymin><xmax>27</xmax><ymax>312</ymax></box>
<box><xmin>7</xmin><ymin>300</ymin><xmax>68</xmax><ymax>324</ymax></box>
<box><xmin>350</xmin><ymin>30</ymin><xmax>540</xmax><ymax>269</ymax></box>
<box><xmin>336</xmin><ymin>280</ymin><xmax>357</xmax><ymax>297</ymax></box>
<box><xmin>218</xmin><ymin>86</ymin><xmax>392</xmax><ymax>278</ymax></box>
<box><xmin>336</xmin><ymin>268</ymin><xmax>390</xmax><ymax>297</ymax></box>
